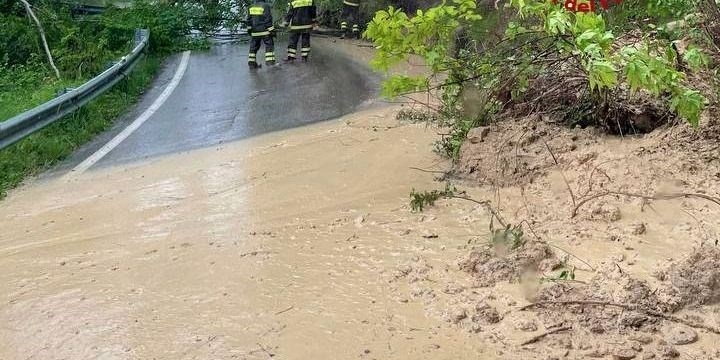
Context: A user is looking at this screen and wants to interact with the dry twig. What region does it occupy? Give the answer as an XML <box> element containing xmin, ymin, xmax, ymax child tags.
<box><xmin>275</xmin><ymin>306</ymin><xmax>294</xmax><ymax>315</ymax></box>
<box><xmin>520</xmin><ymin>300</ymin><xmax>720</xmax><ymax>335</ymax></box>
<box><xmin>571</xmin><ymin>191</ymin><xmax>720</xmax><ymax>218</ymax></box>
<box><xmin>449</xmin><ymin>195</ymin><xmax>508</xmax><ymax>228</ymax></box>
<box><xmin>20</xmin><ymin>0</ymin><xmax>60</xmax><ymax>79</ymax></box>
<box><xmin>520</xmin><ymin>326</ymin><xmax>572</xmax><ymax>346</ymax></box>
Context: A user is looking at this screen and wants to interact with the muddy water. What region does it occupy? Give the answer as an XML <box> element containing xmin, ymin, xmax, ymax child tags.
<box><xmin>0</xmin><ymin>107</ymin><xmax>499</xmax><ymax>359</ymax></box>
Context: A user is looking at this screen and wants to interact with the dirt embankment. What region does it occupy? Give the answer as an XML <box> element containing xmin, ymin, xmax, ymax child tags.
<box><xmin>390</xmin><ymin>112</ymin><xmax>720</xmax><ymax>359</ymax></box>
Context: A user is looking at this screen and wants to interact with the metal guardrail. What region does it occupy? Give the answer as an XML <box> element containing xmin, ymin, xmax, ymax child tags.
<box><xmin>0</xmin><ymin>29</ymin><xmax>149</xmax><ymax>151</ymax></box>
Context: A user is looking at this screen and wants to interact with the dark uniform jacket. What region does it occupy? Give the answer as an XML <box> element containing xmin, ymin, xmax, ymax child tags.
<box><xmin>247</xmin><ymin>0</ymin><xmax>274</xmax><ymax>37</ymax></box>
<box><xmin>285</xmin><ymin>0</ymin><xmax>317</xmax><ymax>31</ymax></box>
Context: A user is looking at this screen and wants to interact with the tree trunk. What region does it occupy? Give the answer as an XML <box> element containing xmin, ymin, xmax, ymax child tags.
<box><xmin>19</xmin><ymin>0</ymin><xmax>61</xmax><ymax>79</ymax></box>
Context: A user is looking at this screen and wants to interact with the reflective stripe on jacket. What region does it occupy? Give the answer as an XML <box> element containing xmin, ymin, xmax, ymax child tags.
<box><xmin>247</xmin><ymin>1</ymin><xmax>274</xmax><ymax>37</ymax></box>
<box><xmin>285</xmin><ymin>0</ymin><xmax>316</xmax><ymax>30</ymax></box>
<box><xmin>343</xmin><ymin>0</ymin><xmax>359</xmax><ymax>6</ymax></box>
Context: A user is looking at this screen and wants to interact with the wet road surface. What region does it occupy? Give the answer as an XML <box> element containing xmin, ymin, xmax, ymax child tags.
<box><xmin>52</xmin><ymin>37</ymin><xmax>378</xmax><ymax>173</ymax></box>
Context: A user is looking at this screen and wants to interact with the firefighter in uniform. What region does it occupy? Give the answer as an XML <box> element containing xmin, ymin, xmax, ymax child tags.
<box><xmin>245</xmin><ymin>0</ymin><xmax>275</xmax><ymax>68</ymax></box>
<box><xmin>283</xmin><ymin>0</ymin><xmax>317</xmax><ymax>62</ymax></box>
<box><xmin>340</xmin><ymin>0</ymin><xmax>360</xmax><ymax>39</ymax></box>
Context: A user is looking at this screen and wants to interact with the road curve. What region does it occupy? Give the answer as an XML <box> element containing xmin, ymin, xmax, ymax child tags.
<box><xmin>53</xmin><ymin>37</ymin><xmax>379</xmax><ymax>174</ymax></box>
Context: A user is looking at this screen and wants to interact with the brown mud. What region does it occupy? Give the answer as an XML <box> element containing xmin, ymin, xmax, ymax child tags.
<box><xmin>2</xmin><ymin>38</ymin><xmax>720</xmax><ymax>359</ymax></box>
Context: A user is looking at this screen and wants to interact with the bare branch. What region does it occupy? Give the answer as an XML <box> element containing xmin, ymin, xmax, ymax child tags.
<box><xmin>520</xmin><ymin>300</ymin><xmax>720</xmax><ymax>335</ymax></box>
<box><xmin>571</xmin><ymin>191</ymin><xmax>720</xmax><ymax>218</ymax></box>
<box><xmin>20</xmin><ymin>0</ymin><xmax>60</xmax><ymax>79</ymax></box>
<box><xmin>520</xmin><ymin>326</ymin><xmax>572</xmax><ymax>346</ymax></box>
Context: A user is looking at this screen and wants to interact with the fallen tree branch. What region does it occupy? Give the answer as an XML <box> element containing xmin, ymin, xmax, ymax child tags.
<box><xmin>571</xmin><ymin>191</ymin><xmax>720</xmax><ymax>218</ymax></box>
<box><xmin>520</xmin><ymin>325</ymin><xmax>572</xmax><ymax>346</ymax></box>
<box><xmin>520</xmin><ymin>300</ymin><xmax>720</xmax><ymax>335</ymax></box>
<box><xmin>275</xmin><ymin>305</ymin><xmax>294</xmax><ymax>315</ymax></box>
<box><xmin>409</xmin><ymin>166</ymin><xmax>447</xmax><ymax>174</ymax></box>
<box><xmin>449</xmin><ymin>195</ymin><xmax>508</xmax><ymax>228</ymax></box>
<box><xmin>20</xmin><ymin>0</ymin><xmax>60</xmax><ymax>79</ymax></box>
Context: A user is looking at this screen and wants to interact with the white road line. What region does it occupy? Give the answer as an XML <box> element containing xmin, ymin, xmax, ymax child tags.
<box><xmin>64</xmin><ymin>50</ymin><xmax>191</xmax><ymax>180</ymax></box>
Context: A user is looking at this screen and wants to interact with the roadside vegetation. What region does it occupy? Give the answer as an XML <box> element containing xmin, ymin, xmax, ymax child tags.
<box><xmin>365</xmin><ymin>0</ymin><xmax>719</xmax><ymax>158</ymax></box>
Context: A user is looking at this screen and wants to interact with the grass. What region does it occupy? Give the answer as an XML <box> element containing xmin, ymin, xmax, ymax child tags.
<box><xmin>0</xmin><ymin>65</ymin><xmax>84</xmax><ymax>122</ymax></box>
<box><xmin>0</xmin><ymin>55</ymin><xmax>162</xmax><ymax>199</ymax></box>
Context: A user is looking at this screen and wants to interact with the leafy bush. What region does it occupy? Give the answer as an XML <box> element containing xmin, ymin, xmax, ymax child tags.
<box><xmin>364</xmin><ymin>0</ymin><xmax>712</xmax><ymax>158</ymax></box>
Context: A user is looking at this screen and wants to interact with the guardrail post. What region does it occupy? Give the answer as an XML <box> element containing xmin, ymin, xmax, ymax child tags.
<box><xmin>0</xmin><ymin>28</ymin><xmax>151</xmax><ymax>151</ymax></box>
<box><xmin>135</xmin><ymin>29</ymin><xmax>149</xmax><ymax>48</ymax></box>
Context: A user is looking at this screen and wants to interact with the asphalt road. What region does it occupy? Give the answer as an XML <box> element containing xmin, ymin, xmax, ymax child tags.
<box><xmin>52</xmin><ymin>36</ymin><xmax>379</xmax><ymax>174</ymax></box>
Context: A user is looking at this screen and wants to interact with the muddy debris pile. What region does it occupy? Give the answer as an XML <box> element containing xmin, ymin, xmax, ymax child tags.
<box><xmin>420</xmin><ymin>243</ymin><xmax>720</xmax><ymax>359</ymax></box>
<box><xmin>455</xmin><ymin>117</ymin><xmax>601</xmax><ymax>187</ymax></box>
<box><xmin>654</xmin><ymin>245</ymin><xmax>720</xmax><ymax>309</ymax></box>
<box><xmin>458</xmin><ymin>240</ymin><xmax>560</xmax><ymax>287</ymax></box>
<box><xmin>519</xmin><ymin>246</ymin><xmax>720</xmax><ymax>359</ymax></box>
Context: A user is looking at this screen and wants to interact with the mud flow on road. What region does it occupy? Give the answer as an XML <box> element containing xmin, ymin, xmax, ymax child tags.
<box><xmin>0</xmin><ymin>39</ymin><xmax>493</xmax><ymax>359</ymax></box>
<box><xmin>0</xmin><ymin>106</ymin><xmax>499</xmax><ymax>359</ymax></box>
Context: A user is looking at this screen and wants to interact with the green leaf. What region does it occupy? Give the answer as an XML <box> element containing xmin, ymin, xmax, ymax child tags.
<box><xmin>683</xmin><ymin>47</ymin><xmax>710</xmax><ymax>71</ymax></box>
<box><xmin>671</xmin><ymin>89</ymin><xmax>704</xmax><ymax>127</ymax></box>
<box><xmin>587</xmin><ymin>60</ymin><xmax>618</xmax><ymax>90</ymax></box>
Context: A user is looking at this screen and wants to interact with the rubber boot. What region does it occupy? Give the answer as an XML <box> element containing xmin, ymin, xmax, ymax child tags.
<box><xmin>266</xmin><ymin>60</ymin><xmax>276</xmax><ymax>66</ymax></box>
<box><xmin>248</xmin><ymin>61</ymin><xmax>260</xmax><ymax>69</ymax></box>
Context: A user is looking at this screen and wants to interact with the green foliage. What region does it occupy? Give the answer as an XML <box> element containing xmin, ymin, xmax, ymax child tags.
<box><xmin>541</xmin><ymin>255</ymin><xmax>576</xmax><ymax>282</ymax></box>
<box><xmin>381</xmin><ymin>75</ymin><xmax>430</xmax><ymax>98</ymax></box>
<box><xmin>506</xmin><ymin>0</ymin><xmax>706</xmax><ymax>126</ymax></box>
<box><xmin>682</xmin><ymin>45</ymin><xmax>711</xmax><ymax>71</ymax></box>
<box><xmin>490</xmin><ymin>223</ymin><xmax>526</xmax><ymax>250</ymax></box>
<box><xmin>366</xmin><ymin>0</ymin><xmax>492</xmax><ymax>159</ymax></box>
<box><xmin>0</xmin><ymin>12</ymin><xmax>40</xmax><ymax>67</ymax></box>
<box><xmin>366</xmin><ymin>0</ymin><xmax>482</xmax><ymax>74</ymax></box>
<box><xmin>409</xmin><ymin>183</ymin><xmax>456</xmax><ymax>212</ymax></box>
<box><xmin>0</xmin><ymin>60</ymin><xmax>79</xmax><ymax>121</ymax></box>
<box><xmin>102</xmin><ymin>0</ymin><xmax>209</xmax><ymax>53</ymax></box>
<box><xmin>0</xmin><ymin>56</ymin><xmax>161</xmax><ymax>199</ymax></box>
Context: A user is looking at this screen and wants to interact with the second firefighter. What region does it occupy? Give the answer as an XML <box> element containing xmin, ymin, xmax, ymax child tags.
<box><xmin>284</xmin><ymin>0</ymin><xmax>317</xmax><ymax>62</ymax></box>
<box><xmin>340</xmin><ymin>0</ymin><xmax>360</xmax><ymax>39</ymax></box>
<box><xmin>246</xmin><ymin>0</ymin><xmax>276</xmax><ymax>68</ymax></box>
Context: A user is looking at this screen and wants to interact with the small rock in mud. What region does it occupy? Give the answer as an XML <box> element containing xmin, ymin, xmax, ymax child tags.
<box><xmin>589</xmin><ymin>323</ymin><xmax>605</xmax><ymax>334</ymax></box>
<box><xmin>514</xmin><ymin>318</ymin><xmax>538</xmax><ymax>332</ymax></box>
<box><xmin>612</xmin><ymin>348</ymin><xmax>638</xmax><ymax>360</ymax></box>
<box><xmin>655</xmin><ymin>246</ymin><xmax>720</xmax><ymax>308</ymax></box>
<box><xmin>422</xmin><ymin>230</ymin><xmax>438</xmax><ymax>238</ymax></box>
<box><xmin>584</xmin><ymin>347</ymin><xmax>608</xmax><ymax>358</ymax></box>
<box><xmin>641</xmin><ymin>353</ymin><xmax>656</xmax><ymax>360</ymax></box>
<box><xmin>354</xmin><ymin>215</ymin><xmax>365</xmax><ymax>227</ymax></box>
<box><xmin>467</xmin><ymin>127</ymin><xmax>490</xmax><ymax>143</ymax></box>
<box><xmin>654</xmin><ymin>344</ymin><xmax>679</xmax><ymax>358</ymax></box>
<box><xmin>442</xmin><ymin>283</ymin><xmax>465</xmax><ymax>294</ymax></box>
<box><xmin>450</xmin><ymin>308</ymin><xmax>467</xmax><ymax>324</ymax></box>
<box><xmin>629</xmin><ymin>333</ymin><xmax>655</xmax><ymax>345</ymax></box>
<box><xmin>591</xmin><ymin>204</ymin><xmax>622</xmax><ymax>222</ymax></box>
<box><xmin>619</xmin><ymin>312</ymin><xmax>649</xmax><ymax>328</ymax></box>
<box><xmin>663</xmin><ymin>324</ymin><xmax>698</xmax><ymax>345</ymax></box>
<box><xmin>472</xmin><ymin>302</ymin><xmax>502</xmax><ymax>324</ymax></box>
<box><xmin>459</xmin><ymin>241</ymin><xmax>556</xmax><ymax>287</ymax></box>
<box><xmin>539</xmin><ymin>258</ymin><xmax>563</xmax><ymax>273</ymax></box>
<box><xmin>631</xmin><ymin>222</ymin><xmax>647</xmax><ymax>235</ymax></box>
